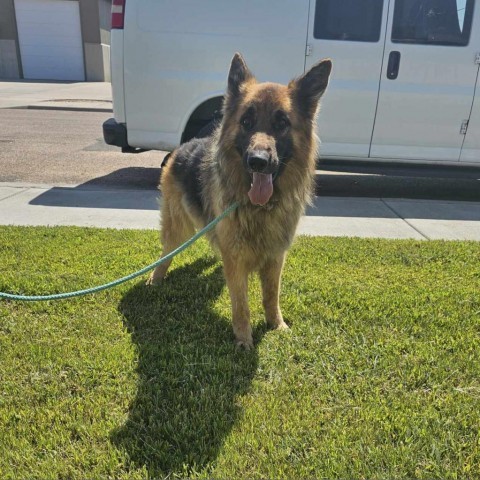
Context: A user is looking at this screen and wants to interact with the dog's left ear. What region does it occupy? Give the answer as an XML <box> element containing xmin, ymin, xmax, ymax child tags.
<box><xmin>227</xmin><ymin>53</ymin><xmax>254</xmax><ymax>98</ymax></box>
<box><xmin>290</xmin><ymin>59</ymin><xmax>332</xmax><ymax>118</ymax></box>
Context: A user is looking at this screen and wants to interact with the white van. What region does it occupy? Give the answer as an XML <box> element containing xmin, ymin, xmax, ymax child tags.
<box><xmin>103</xmin><ymin>0</ymin><xmax>480</xmax><ymax>166</ymax></box>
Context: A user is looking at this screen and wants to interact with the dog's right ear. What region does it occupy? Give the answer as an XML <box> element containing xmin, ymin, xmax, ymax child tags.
<box><xmin>227</xmin><ymin>53</ymin><xmax>254</xmax><ymax>98</ymax></box>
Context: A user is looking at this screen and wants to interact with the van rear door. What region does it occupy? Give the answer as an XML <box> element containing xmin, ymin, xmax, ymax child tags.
<box><xmin>305</xmin><ymin>0</ymin><xmax>388</xmax><ymax>158</ymax></box>
<box><xmin>370</xmin><ymin>0</ymin><xmax>478</xmax><ymax>162</ymax></box>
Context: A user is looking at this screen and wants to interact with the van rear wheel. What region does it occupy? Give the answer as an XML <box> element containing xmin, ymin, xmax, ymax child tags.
<box><xmin>181</xmin><ymin>97</ymin><xmax>223</xmax><ymax>144</ymax></box>
<box><xmin>195</xmin><ymin>119</ymin><xmax>221</xmax><ymax>139</ymax></box>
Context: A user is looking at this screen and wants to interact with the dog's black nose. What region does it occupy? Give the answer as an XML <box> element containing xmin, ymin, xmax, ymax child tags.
<box><xmin>247</xmin><ymin>150</ymin><xmax>270</xmax><ymax>172</ymax></box>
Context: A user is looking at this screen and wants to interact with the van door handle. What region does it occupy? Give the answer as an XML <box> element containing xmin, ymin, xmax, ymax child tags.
<box><xmin>387</xmin><ymin>51</ymin><xmax>401</xmax><ymax>80</ymax></box>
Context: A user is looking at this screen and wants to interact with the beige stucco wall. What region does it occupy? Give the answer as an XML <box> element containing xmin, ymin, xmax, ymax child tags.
<box><xmin>0</xmin><ymin>0</ymin><xmax>21</xmax><ymax>78</ymax></box>
<box><xmin>0</xmin><ymin>0</ymin><xmax>111</xmax><ymax>81</ymax></box>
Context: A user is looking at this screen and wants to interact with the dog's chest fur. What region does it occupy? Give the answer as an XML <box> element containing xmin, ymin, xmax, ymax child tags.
<box><xmin>169</xmin><ymin>136</ymin><xmax>313</xmax><ymax>265</ymax></box>
<box><xmin>230</xmin><ymin>201</ymin><xmax>298</xmax><ymax>256</ymax></box>
<box><xmin>211</xmin><ymin>155</ymin><xmax>313</xmax><ymax>262</ymax></box>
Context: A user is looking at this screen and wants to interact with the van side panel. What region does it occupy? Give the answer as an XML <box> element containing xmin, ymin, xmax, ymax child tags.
<box><xmin>123</xmin><ymin>0</ymin><xmax>310</xmax><ymax>150</ymax></box>
<box><xmin>459</xmin><ymin>7</ymin><xmax>480</xmax><ymax>165</ymax></box>
<box><xmin>460</xmin><ymin>67</ymin><xmax>480</xmax><ymax>164</ymax></box>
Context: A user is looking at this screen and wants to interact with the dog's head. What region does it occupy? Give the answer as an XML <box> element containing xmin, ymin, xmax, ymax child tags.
<box><xmin>221</xmin><ymin>53</ymin><xmax>332</xmax><ymax>206</ymax></box>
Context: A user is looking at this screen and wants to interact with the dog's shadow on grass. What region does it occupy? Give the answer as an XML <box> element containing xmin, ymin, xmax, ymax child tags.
<box><xmin>113</xmin><ymin>258</ymin><xmax>263</xmax><ymax>477</ymax></box>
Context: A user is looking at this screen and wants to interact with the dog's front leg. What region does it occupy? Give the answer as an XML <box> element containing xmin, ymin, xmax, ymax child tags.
<box><xmin>222</xmin><ymin>255</ymin><xmax>252</xmax><ymax>349</ymax></box>
<box><xmin>259</xmin><ymin>253</ymin><xmax>289</xmax><ymax>330</ymax></box>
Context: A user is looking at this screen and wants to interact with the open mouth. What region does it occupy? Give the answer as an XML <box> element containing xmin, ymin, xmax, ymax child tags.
<box><xmin>248</xmin><ymin>172</ymin><xmax>273</xmax><ymax>206</ymax></box>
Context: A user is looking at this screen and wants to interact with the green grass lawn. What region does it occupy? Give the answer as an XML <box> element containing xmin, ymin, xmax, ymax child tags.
<box><xmin>1</xmin><ymin>226</ymin><xmax>479</xmax><ymax>479</ymax></box>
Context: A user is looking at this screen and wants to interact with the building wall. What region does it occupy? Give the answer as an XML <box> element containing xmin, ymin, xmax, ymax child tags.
<box><xmin>97</xmin><ymin>0</ymin><xmax>111</xmax><ymax>81</ymax></box>
<box><xmin>0</xmin><ymin>0</ymin><xmax>111</xmax><ymax>81</ymax></box>
<box><xmin>0</xmin><ymin>0</ymin><xmax>21</xmax><ymax>78</ymax></box>
<box><xmin>80</xmin><ymin>0</ymin><xmax>103</xmax><ymax>81</ymax></box>
<box><xmin>98</xmin><ymin>0</ymin><xmax>111</xmax><ymax>45</ymax></box>
<box><xmin>78</xmin><ymin>0</ymin><xmax>111</xmax><ymax>81</ymax></box>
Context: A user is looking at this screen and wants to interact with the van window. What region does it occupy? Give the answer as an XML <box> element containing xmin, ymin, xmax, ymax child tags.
<box><xmin>313</xmin><ymin>0</ymin><xmax>384</xmax><ymax>42</ymax></box>
<box><xmin>392</xmin><ymin>0</ymin><xmax>474</xmax><ymax>46</ymax></box>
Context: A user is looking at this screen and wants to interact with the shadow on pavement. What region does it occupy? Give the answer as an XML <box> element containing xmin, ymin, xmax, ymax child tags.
<box><xmin>29</xmin><ymin>167</ymin><xmax>161</xmax><ymax>210</ymax></box>
<box><xmin>27</xmin><ymin>164</ymin><xmax>480</xmax><ymax>220</ymax></box>
<box><xmin>316</xmin><ymin>161</ymin><xmax>480</xmax><ymax>201</ymax></box>
<box><xmin>74</xmin><ymin>167</ymin><xmax>161</xmax><ymax>190</ymax></box>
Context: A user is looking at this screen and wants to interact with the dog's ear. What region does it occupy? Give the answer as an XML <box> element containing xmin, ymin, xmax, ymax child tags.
<box><xmin>227</xmin><ymin>53</ymin><xmax>254</xmax><ymax>98</ymax></box>
<box><xmin>290</xmin><ymin>59</ymin><xmax>332</xmax><ymax>118</ymax></box>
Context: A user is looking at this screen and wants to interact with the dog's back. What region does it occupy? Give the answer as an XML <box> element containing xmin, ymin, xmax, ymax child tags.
<box><xmin>166</xmin><ymin>137</ymin><xmax>211</xmax><ymax>222</ymax></box>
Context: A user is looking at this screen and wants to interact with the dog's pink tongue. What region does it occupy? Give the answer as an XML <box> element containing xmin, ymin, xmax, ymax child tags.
<box><xmin>248</xmin><ymin>173</ymin><xmax>273</xmax><ymax>206</ymax></box>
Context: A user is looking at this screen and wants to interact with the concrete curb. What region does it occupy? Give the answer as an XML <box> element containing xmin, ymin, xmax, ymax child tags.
<box><xmin>23</xmin><ymin>104</ymin><xmax>113</xmax><ymax>113</ymax></box>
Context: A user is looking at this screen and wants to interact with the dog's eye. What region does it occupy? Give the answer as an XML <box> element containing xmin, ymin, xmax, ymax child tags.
<box><xmin>241</xmin><ymin>117</ymin><xmax>254</xmax><ymax>131</ymax></box>
<box><xmin>274</xmin><ymin>118</ymin><xmax>289</xmax><ymax>132</ymax></box>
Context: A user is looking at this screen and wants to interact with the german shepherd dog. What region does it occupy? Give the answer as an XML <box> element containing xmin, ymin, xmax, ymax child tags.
<box><xmin>147</xmin><ymin>53</ymin><xmax>332</xmax><ymax>349</ymax></box>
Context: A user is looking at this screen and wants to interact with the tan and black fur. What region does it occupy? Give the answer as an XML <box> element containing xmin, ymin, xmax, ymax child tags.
<box><xmin>147</xmin><ymin>53</ymin><xmax>332</xmax><ymax>348</ymax></box>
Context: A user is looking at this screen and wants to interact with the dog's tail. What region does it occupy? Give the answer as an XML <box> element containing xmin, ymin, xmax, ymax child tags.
<box><xmin>161</xmin><ymin>152</ymin><xmax>172</xmax><ymax>169</ymax></box>
<box><xmin>159</xmin><ymin>152</ymin><xmax>172</xmax><ymax>182</ymax></box>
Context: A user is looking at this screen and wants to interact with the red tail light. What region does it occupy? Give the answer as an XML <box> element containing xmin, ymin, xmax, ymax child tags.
<box><xmin>111</xmin><ymin>0</ymin><xmax>125</xmax><ymax>29</ymax></box>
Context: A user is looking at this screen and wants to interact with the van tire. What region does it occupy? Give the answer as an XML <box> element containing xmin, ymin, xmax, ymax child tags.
<box><xmin>195</xmin><ymin>118</ymin><xmax>221</xmax><ymax>139</ymax></box>
<box><xmin>181</xmin><ymin>97</ymin><xmax>223</xmax><ymax>144</ymax></box>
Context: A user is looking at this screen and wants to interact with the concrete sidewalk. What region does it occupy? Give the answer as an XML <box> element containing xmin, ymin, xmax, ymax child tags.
<box><xmin>0</xmin><ymin>80</ymin><xmax>112</xmax><ymax>111</ymax></box>
<box><xmin>1</xmin><ymin>183</ymin><xmax>480</xmax><ymax>240</ymax></box>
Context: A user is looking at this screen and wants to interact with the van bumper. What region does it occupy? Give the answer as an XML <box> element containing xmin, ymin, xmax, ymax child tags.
<box><xmin>103</xmin><ymin>118</ymin><xmax>129</xmax><ymax>149</ymax></box>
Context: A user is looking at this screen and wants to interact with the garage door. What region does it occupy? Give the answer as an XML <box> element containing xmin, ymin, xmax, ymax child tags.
<box><xmin>15</xmin><ymin>0</ymin><xmax>85</xmax><ymax>81</ymax></box>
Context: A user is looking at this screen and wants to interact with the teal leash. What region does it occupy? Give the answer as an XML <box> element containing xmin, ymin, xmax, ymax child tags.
<box><xmin>0</xmin><ymin>202</ymin><xmax>239</xmax><ymax>302</ymax></box>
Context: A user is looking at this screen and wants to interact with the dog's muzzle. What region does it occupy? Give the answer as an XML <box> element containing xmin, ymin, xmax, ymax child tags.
<box><xmin>247</xmin><ymin>150</ymin><xmax>271</xmax><ymax>173</ymax></box>
<box><xmin>246</xmin><ymin>150</ymin><xmax>277</xmax><ymax>206</ymax></box>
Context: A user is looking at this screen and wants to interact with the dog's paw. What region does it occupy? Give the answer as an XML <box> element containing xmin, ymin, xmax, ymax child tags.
<box><xmin>235</xmin><ymin>337</ymin><xmax>254</xmax><ymax>351</ymax></box>
<box><xmin>274</xmin><ymin>321</ymin><xmax>290</xmax><ymax>331</ymax></box>
<box><xmin>145</xmin><ymin>274</ymin><xmax>162</xmax><ymax>286</ymax></box>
